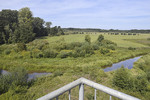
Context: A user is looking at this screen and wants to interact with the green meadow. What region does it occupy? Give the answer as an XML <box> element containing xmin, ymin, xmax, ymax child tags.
<box><xmin>44</xmin><ymin>33</ymin><xmax>150</xmax><ymax>48</ymax></box>
<box><xmin>0</xmin><ymin>33</ymin><xmax>150</xmax><ymax>100</ymax></box>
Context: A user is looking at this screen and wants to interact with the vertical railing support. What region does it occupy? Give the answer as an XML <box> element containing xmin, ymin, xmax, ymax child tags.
<box><xmin>110</xmin><ymin>95</ymin><xmax>112</xmax><ymax>100</ymax></box>
<box><xmin>79</xmin><ymin>83</ymin><xmax>84</xmax><ymax>100</ymax></box>
<box><xmin>94</xmin><ymin>89</ymin><xmax>97</xmax><ymax>100</ymax></box>
<box><xmin>69</xmin><ymin>90</ymin><xmax>71</xmax><ymax>100</ymax></box>
<box><xmin>56</xmin><ymin>97</ymin><xmax>58</xmax><ymax>100</ymax></box>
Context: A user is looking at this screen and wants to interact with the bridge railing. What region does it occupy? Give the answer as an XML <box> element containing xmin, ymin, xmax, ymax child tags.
<box><xmin>37</xmin><ymin>77</ymin><xmax>140</xmax><ymax>100</ymax></box>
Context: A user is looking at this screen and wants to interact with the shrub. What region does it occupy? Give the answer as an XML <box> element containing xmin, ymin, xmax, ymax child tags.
<box><xmin>57</xmin><ymin>50</ymin><xmax>72</xmax><ymax>58</ymax></box>
<box><xmin>43</xmin><ymin>49</ymin><xmax>58</xmax><ymax>58</ymax></box>
<box><xmin>31</xmin><ymin>49</ymin><xmax>43</xmax><ymax>58</ymax></box>
<box><xmin>147</xmin><ymin>71</ymin><xmax>150</xmax><ymax>81</ymax></box>
<box><xmin>66</xmin><ymin>42</ymin><xmax>82</xmax><ymax>50</ymax></box>
<box><xmin>92</xmin><ymin>44</ymin><xmax>99</xmax><ymax>50</ymax></box>
<box><xmin>53</xmin><ymin>70</ymin><xmax>63</xmax><ymax>77</ymax></box>
<box><xmin>113</xmin><ymin>66</ymin><xmax>132</xmax><ymax>89</ymax></box>
<box><xmin>4</xmin><ymin>49</ymin><xmax>11</xmax><ymax>55</ymax></box>
<box><xmin>28</xmin><ymin>40</ymin><xmax>49</xmax><ymax>50</ymax></box>
<box><xmin>73</xmin><ymin>47</ymin><xmax>86</xmax><ymax>57</ymax></box>
<box><xmin>128</xmin><ymin>47</ymin><xmax>136</xmax><ymax>50</ymax></box>
<box><xmin>17</xmin><ymin>43</ymin><xmax>27</xmax><ymax>52</ymax></box>
<box><xmin>81</xmin><ymin>43</ymin><xmax>94</xmax><ymax>54</ymax></box>
<box><xmin>10</xmin><ymin>67</ymin><xmax>28</xmax><ymax>86</ymax></box>
<box><xmin>0</xmin><ymin>67</ymin><xmax>28</xmax><ymax>94</ymax></box>
<box><xmin>133</xmin><ymin>76</ymin><xmax>148</xmax><ymax>92</ymax></box>
<box><xmin>90</xmin><ymin>68</ymin><xmax>107</xmax><ymax>82</ymax></box>
<box><xmin>0</xmin><ymin>74</ymin><xmax>12</xmax><ymax>94</ymax></box>
<box><xmin>97</xmin><ymin>34</ymin><xmax>104</xmax><ymax>43</ymax></box>
<box><xmin>100</xmin><ymin>48</ymin><xmax>110</xmax><ymax>55</ymax></box>
<box><xmin>85</xmin><ymin>35</ymin><xmax>91</xmax><ymax>43</ymax></box>
<box><xmin>73</xmin><ymin>43</ymin><xmax>94</xmax><ymax>57</ymax></box>
<box><xmin>21</xmin><ymin>51</ymin><xmax>31</xmax><ymax>58</ymax></box>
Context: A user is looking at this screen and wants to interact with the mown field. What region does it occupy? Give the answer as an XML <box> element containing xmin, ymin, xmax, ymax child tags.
<box><xmin>0</xmin><ymin>33</ymin><xmax>150</xmax><ymax>100</ymax></box>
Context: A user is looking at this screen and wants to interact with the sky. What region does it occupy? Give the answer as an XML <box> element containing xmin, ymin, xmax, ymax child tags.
<box><xmin>0</xmin><ymin>0</ymin><xmax>150</xmax><ymax>30</ymax></box>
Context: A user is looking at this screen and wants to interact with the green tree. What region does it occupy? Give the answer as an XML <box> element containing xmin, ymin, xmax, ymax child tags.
<box><xmin>45</xmin><ymin>22</ymin><xmax>52</xmax><ymax>35</ymax></box>
<box><xmin>33</xmin><ymin>17</ymin><xmax>45</xmax><ymax>37</ymax></box>
<box><xmin>85</xmin><ymin>35</ymin><xmax>91</xmax><ymax>43</ymax></box>
<box><xmin>57</xmin><ymin>26</ymin><xmax>64</xmax><ymax>35</ymax></box>
<box><xmin>113</xmin><ymin>66</ymin><xmax>132</xmax><ymax>89</ymax></box>
<box><xmin>45</xmin><ymin>22</ymin><xmax>52</xmax><ymax>28</ymax></box>
<box><xmin>0</xmin><ymin>32</ymin><xmax>4</xmax><ymax>44</ymax></box>
<box><xmin>97</xmin><ymin>34</ymin><xmax>104</xmax><ymax>43</ymax></box>
<box><xmin>0</xmin><ymin>9</ymin><xmax>18</xmax><ymax>44</ymax></box>
<box><xmin>13</xmin><ymin>7</ymin><xmax>35</xmax><ymax>43</ymax></box>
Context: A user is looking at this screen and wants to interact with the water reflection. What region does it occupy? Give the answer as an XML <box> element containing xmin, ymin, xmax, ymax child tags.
<box><xmin>0</xmin><ymin>70</ymin><xmax>51</xmax><ymax>81</ymax></box>
<box><xmin>103</xmin><ymin>56</ymin><xmax>142</xmax><ymax>72</ymax></box>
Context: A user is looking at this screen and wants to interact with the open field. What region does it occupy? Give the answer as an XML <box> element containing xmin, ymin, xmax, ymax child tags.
<box><xmin>43</xmin><ymin>33</ymin><xmax>150</xmax><ymax>48</ymax></box>
<box><xmin>0</xmin><ymin>34</ymin><xmax>150</xmax><ymax>72</ymax></box>
<box><xmin>0</xmin><ymin>33</ymin><xmax>150</xmax><ymax>100</ymax></box>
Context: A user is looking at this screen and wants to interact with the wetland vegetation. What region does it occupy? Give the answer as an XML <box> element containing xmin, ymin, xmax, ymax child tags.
<box><xmin>0</xmin><ymin>7</ymin><xmax>150</xmax><ymax>100</ymax></box>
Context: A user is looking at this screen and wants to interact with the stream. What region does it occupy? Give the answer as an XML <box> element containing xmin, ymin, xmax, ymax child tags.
<box><xmin>0</xmin><ymin>56</ymin><xmax>142</xmax><ymax>79</ymax></box>
<box><xmin>103</xmin><ymin>56</ymin><xmax>142</xmax><ymax>72</ymax></box>
<box><xmin>0</xmin><ymin>70</ymin><xmax>51</xmax><ymax>81</ymax></box>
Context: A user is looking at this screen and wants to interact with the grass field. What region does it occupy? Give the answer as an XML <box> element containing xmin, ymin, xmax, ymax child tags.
<box><xmin>0</xmin><ymin>33</ymin><xmax>150</xmax><ymax>100</ymax></box>
<box><xmin>43</xmin><ymin>33</ymin><xmax>150</xmax><ymax>48</ymax></box>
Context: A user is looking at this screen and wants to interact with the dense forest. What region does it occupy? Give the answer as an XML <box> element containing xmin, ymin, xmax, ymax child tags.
<box><xmin>0</xmin><ymin>7</ymin><xmax>64</xmax><ymax>44</ymax></box>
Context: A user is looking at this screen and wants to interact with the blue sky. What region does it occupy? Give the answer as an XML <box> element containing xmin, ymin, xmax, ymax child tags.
<box><xmin>0</xmin><ymin>0</ymin><xmax>150</xmax><ymax>29</ymax></box>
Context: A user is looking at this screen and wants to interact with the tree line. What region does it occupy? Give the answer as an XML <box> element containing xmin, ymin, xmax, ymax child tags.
<box><xmin>63</xmin><ymin>28</ymin><xmax>150</xmax><ymax>33</ymax></box>
<box><xmin>0</xmin><ymin>7</ymin><xmax>64</xmax><ymax>44</ymax></box>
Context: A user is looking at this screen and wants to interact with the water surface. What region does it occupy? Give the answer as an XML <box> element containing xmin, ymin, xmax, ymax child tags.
<box><xmin>103</xmin><ymin>56</ymin><xmax>142</xmax><ymax>72</ymax></box>
<box><xmin>0</xmin><ymin>70</ymin><xmax>51</xmax><ymax>81</ymax></box>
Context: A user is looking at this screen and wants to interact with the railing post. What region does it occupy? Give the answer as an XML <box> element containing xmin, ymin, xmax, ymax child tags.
<box><xmin>69</xmin><ymin>90</ymin><xmax>71</xmax><ymax>100</ymax></box>
<box><xmin>94</xmin><ymin>89</ymin><xmax>97</xmax><ymax>100</ymax></box>
<box><xmin>79</xmin><ymin>83</ymin><xmax>84</xmax><ymax>100</ymax></box>
<box><xmin>110</xmin><ymin>95</ymin><xmax>112</xmax><ymax>100</ymax></box>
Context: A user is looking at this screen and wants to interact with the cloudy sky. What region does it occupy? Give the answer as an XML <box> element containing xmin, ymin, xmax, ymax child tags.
<box><xmin>0</xmin><ymin>0</ymin><xmax>150</xmax><ymax>29</ymax></box>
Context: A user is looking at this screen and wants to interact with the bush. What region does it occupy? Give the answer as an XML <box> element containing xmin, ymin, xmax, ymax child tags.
<box><xmin>31</xmin><ymin>49</ymin><xmax>43</xmax><ymax>58</ymax></box>
<box><xmin>53</xmin><ymin>70</ymin><xmax>63</xmax><ymax>77</ymax></box>
<box><xmin>106</xmin><ymin>45</ymin><xmax>116</xmax><ymax>50</ymax></box>
<box><xmin>10</xmin><ymin>67</ymin><xmax>28</xmax><ymax>86</ymax></box>
<box><xmin>0</xmin><ymin>74</ymin><xmax>12</xmax><ymax>94</ymax></box>
<box><xmin>57</xmin><ymin>50</ymin><xmax>72</xmax><ymax>58</ymax></box>
<box><xmin>113</xmin><ymin>66</ymin><xmax>132</xmax><ymax>89</ymax></box>
<box><xmin>90</xmin><ymin>69</ymin><xmax>107</xmax><ymax>82</ymax></box>
<box><xmin>128</xmin><ymin>47</ymin><xmax>136</xmax><ymax>50</ymax></box>
<box><xmin>73</xmin><ymin>43</ymin><xmax>94</xmax><ymax>57</ymax></box>
<box><xmin>4</xmin><ymin>49</ymin><xmax>11</xmax><ymax>55</ymax></box>
<box><xmin>66</xmin><ymin>42</ymin><xmax>82</xmax><ymax>50</ymax></box>
<box><xmin>97</xmin><ymin>34</ymin><xmax>104</xmax><ymax>43</ymax></box>
<box><xmin>92</xmin><ymin>44</ymin><xmax>99</xmax><ymax>50</ymax></box>
<box><xmin>100</xmin><ymin>48</ymin><xmax>110</xmax><ymax>55</ymax></box>
<box><xmin>85</xmin><ymin>35</ymin><xmax>91</xmax><ymax>43</ymax></box>
<box><xmin>133</xmin><ymin>76</ymin><xmax>148</xmax><ymax>92</ymax></box>
<box><xmin>43</xmin><ymin>49</ymin><xmax>58</xmax><ymax>58</ymax></box>
<box><xmin>17</xmin><ymin>43</ymin><xmax>27</xmax><ymax>52</ymax></box>
<box><xmin>28</xmin><ymin>40</ymin><xmax>49</xmax><ymax>50</ymax></box>
<box><xmin>147</xmin><ymin>71</ymin><xmax>150</xmax><ymax>81</ymax></box>
<box><xmin>0</xmin><ymin>67</ymin><xmax>28</xmax><ymax>94</ymax></box>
